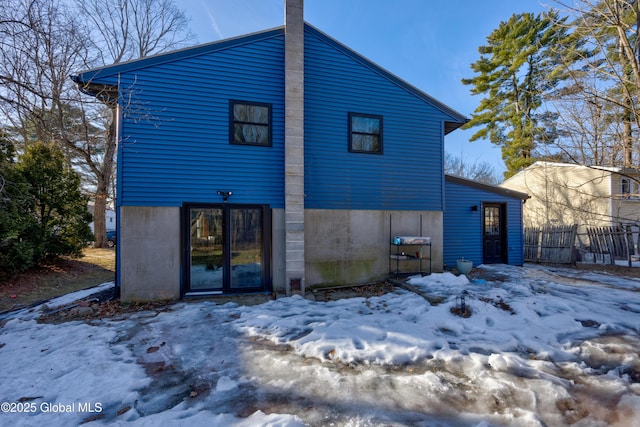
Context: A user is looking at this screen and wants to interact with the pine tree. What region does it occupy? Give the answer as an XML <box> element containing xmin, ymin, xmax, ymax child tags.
<box><xmin>0</xmin><ymin>135</ymin><xmax>39</xmax><ymax>274</ymax></box>
<box><xmin>1</xmin><ymin>138</ymin><xmax>95</xmax><ymax>275</ymax></box>
<box><xmin>462</xmin><ymin>12</ymin><xmax>571</xmax><ymax>177</ymax></box>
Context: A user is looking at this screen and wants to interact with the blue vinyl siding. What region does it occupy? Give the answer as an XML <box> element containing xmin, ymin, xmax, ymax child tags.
<box><xmin>106</xmin><ymin>33</ymin><xmax>286</xmax><ymax>207</ymax></box>
<box><xmin>304</xmin><ymin>28</ymin><xmax>453</xmax><ymax>211</ymax></box>
<box><xmin>444</xmin><ymin>178</ymin><xmax>525</xmax><ymax>268</ymax></box>
<box><xmin>76</xmin><ymin>25</ymin><xmax>466</xmax><ymax>211</ymax></box>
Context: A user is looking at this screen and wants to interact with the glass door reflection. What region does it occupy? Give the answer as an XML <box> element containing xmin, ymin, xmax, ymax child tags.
<box><xmin>189</xmin><ymin>208</ymin><xmax>224</xmax><ymax>291</ymax></box>
<box><xmin>229</xmin><ymin>207</ymin><xmax>263</xmax><ymax>290</ymax></box>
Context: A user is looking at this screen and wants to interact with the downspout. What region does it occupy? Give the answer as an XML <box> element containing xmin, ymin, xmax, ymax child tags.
<box><xmin>284</xmin><ymin>0</ymin><xmax>305</xmax><ymax>295</ymax></box>
<box><xmin>114</xmin><ymin>74</ymin><xmax>122</xmax><ymax>297</ymax></box>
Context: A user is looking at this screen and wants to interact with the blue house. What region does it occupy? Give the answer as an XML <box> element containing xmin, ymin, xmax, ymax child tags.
<box><xmin>72</xmin><ymin>1</ymin><xmax>476</xmax><ymax>301</ymax></box>
<box><xmin>444</xmin><ymin>175</ymin><xmax>529</xmax><ymax>269</ymax></box>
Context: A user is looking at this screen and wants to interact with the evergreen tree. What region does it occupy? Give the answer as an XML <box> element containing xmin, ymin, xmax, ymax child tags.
<box><xmin>16</xmin><ymin>142</ymin><xmax>93</xmax><ymax>261</ymax></box>
<box><xmin>0</xmin><ymin>142</ymin><xmax>93</xmax><ymax>275</ymax></box>
<box><xmin>462</xmin><ymin>12</ymin><xmax>571</xmax><ymax>177</ymax></box>
<box><xmin>0</xmin><ymin>135</ymin><xmax>39</xmax><ymax>274</ymax></box>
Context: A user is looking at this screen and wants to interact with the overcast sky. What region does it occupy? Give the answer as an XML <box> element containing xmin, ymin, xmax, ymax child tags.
<box><xmin>180</xmin><ymin>0</ymin><xmax>549</xmax><ymax>179</ymax></box>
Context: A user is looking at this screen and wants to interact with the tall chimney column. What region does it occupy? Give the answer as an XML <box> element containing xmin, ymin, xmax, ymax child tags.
<box><xmin>284</xmin><ymin>0</ymin><xmax>305</xmax><ymax>295</ymax></box>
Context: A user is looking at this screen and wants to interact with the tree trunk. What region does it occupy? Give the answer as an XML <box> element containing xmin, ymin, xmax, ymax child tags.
<box><xmin>618</xmin><ymin>28</ymin><xmax>635</xmax><ymax>168</ymax></box>
<box><xmin>93</xmin><ymin>107</ymin><xmax>118</xmax><ymax>248</ymax></box>
<box><xmin>93</xmin><ymin>192</ymin><xmax>107</xmax><ymax>247</ymax></box>
<box><xmin>624</xmin><ymin>108</ymin><xmax>633</xmax><ymax>167</ymax></box>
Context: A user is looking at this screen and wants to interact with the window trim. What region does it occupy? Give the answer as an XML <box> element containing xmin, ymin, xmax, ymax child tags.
<box><xmin>348</xmin><ymin>112</ymin><xmax>383</xmax><ymax>154</ymax></box>
<box><xmin>229</xmin><ymin>100</ymin><xmax>272</xmax><ymax>147</ymax></box>
<box><xmin>621</xmin><ymin>177</ymin><xmax>640</xmax><ymax>200</ymax></box>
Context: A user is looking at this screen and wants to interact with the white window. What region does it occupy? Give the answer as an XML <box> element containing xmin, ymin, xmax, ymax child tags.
<box><xmin>621</xmin><ymin>178</ymin><xmax>640</xmax><ymax>200</ymax></box>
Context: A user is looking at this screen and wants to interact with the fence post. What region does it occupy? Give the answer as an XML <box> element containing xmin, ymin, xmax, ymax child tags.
<box><xmin>625</xmin><ymin>225</ymin><xmax>632</xmax><ymax>267</ymax></box>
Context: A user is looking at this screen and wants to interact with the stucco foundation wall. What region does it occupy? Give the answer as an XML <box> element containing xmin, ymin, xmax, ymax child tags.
<box><xmin>119</xmin><ymin>206</ymin><xmax>181</xmax><ymax>301</ymax></box>
<box><xmin>304</xmin><ymin>209</ymin><xmax>443</xmax><ymax>287</ymax></box>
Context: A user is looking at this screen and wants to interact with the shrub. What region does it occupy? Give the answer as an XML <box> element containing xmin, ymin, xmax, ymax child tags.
<box><xmin>0</xmin><ymin>142</ymin><xmax>93</xmax><ymax>276</ymax></box>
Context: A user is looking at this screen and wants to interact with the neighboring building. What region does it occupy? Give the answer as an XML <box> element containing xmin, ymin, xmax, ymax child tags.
<box><xmin>88</xmin><ymin>202</ymin><xmax>116</xmax><ymax>234</ymax></box>
<box><xmin>71</xmin><ymin>1</ymin><xmax>474</xmax><ymax>300</ymax></box>
<box><xmin>444</xmin><ymin>175</ymin><xmax>528</xmax><ymax>269</ymax></box>
<box><xmin>500</xmin><ymin>161</ymin><xmax>640</xmax><ymax>230</ymax></box>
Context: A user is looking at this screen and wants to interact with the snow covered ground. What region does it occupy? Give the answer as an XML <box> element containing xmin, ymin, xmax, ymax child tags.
<box><xmin>1</xmin><ymin>264</ymin><xmax>640</xmax><ymax>426</ymax></box>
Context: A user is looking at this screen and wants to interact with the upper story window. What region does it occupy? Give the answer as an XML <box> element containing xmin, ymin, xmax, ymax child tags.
<box><xmin>349</xmin><ymin>112</ymin><xmax>383</xmax><ymax>154</ymax></box>
<box><xmin>230</xmin><ymin>100</ymin><xmax>272</xmax><ymax>146</ymax></box>
<box><xmin>621</xmin><ymin>178</ymin><xmax>639</xmax><ymax>200</ymax></box>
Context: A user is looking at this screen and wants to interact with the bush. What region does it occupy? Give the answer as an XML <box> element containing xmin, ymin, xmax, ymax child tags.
<box><xmin>0</xmin><ymin>142</ymin><xmax>93</xmax><ymax>276</ymax></box>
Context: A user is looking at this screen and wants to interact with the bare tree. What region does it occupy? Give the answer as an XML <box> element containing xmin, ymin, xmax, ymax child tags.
<box><xmin>0</xmin><ymin>0</ymin><xmax>194</xmax><ymax>247</ymax></box>
<box><xmin>0</xmin><ymin>0</ymin><xmax>94</xmax><ymax>177</ymax></box>
<box><xmin>0</xmin><ymin>0</ymin><xmax>86</xmax><ymax>135</ymax></box>
<box><xmin>543</xmin><ymin>76</ymin><xmax>628</xmax><ymax>166</ymax></box>
<box><xmin>0</xmin><ymin>0</ymin><xmax>120</xmax><ymax>246</ymax></box>
<box><xmin>550</xmin><ymin>0</ymin><xmax>640</xmax><ymax>169</ymax></box>
<box><xmin>444</xmin><ymin>152</ymin><xmax>501</xmax><ymax>185</ymax></box>
<box><xmin>76</xmin><ymin>0</ymin><xmax>193</xmax><ymax>63</ymax></box>
<box><xmin>72</xmin><ymin>0</ymin><xmax>194</xmax><ymax>247</ymax></box>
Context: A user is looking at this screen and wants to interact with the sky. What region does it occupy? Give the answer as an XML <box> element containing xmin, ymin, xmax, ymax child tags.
<box><xmin>179</xmin><ymin>0</ymin><xmax>549</xmax><ymax>179</ymax></box>
<box><xmin>1</xmin><ymin>264</ymin><xmax>639</xmax><ymax>425</ymax></box>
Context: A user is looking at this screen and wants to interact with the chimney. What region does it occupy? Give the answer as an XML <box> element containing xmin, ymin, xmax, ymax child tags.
<box><xmin>284</xmin><ymin>0</ymin><xmax>305</xmax><ymax>295</ymax></box>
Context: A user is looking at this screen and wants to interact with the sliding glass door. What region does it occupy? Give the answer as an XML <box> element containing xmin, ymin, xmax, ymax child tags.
<box><xmin>185</xmin><ymin>204</ymin><xmax>269</xmax><ymax>294</ymax></box>
<box><xmin>229</xmin><ymin>207</ymin><xmax>264</xmax><ymax>290</ymax></box>
<box><xmin>188</xmin><ymin>207</ymin><xmax>224</xmax><ymax>292</ymax></box>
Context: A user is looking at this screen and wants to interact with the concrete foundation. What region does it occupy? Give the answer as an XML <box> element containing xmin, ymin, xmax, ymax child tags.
<box><xmin>117</xmin><ymin>206</ymin><xmax>442</xmax><ymax>301</ymax></box>
<box><xmin>119</xmin><ymin>206</ymin><xmax>181</xmax><ymax>301</ymax></box>
<box><xmin>304</xmin><ymin>209</ymin><xmax>443</xmax><ymax>287</ymax></box>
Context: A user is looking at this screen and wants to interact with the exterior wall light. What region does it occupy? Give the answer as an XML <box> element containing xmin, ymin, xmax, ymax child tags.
<box><xmin>216</xmin><ymin>190</ymin><xmax>233</xmax><ymax>202</ymax></box>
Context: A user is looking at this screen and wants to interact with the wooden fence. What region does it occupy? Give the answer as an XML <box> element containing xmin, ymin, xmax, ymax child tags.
<box><xmin>583</xmin><ymin>225</ymin><xmax>637</xmax><ymax>265</ymax></box>
<box><xmin>524</xmin><ymin>227</ymin><xmax>540</xmax><ymax>262</ymax></box>
<box><xmin>524</xmin><ymin>225</ymin><xmax>578</xmax><ymax>264</ymax></box>
<box><xmin>526</xmin><ymin>223</ymin><xmax>639</xmax><ymax>266</ymax></box>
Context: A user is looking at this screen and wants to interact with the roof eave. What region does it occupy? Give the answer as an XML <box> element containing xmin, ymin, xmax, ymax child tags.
<box><xmin>444</xmin><ymin>119</ymin><xmax>469</xmax><ymax>135</ymax></box>
<box><xmin>446</xmin><ymin>174</ymin><xmax>530</xmax><ymax>200</ymax></box>
<box><xmin>71</xmin><ymin>75</ymin><xmax>118</xmax><ymax>106</ymax></box>
<box><xmin>70</xmin><ymin>26</ymin><xmax>285</xmax><ymax>86</ymax></box>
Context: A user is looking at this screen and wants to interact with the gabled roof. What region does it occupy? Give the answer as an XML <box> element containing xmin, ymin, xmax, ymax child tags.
<box><xmin>502</xmin><ymin>161</ymin><xmax>640</xmax><ymax>185</ymax></box>
<box><xmin>71</xmin><ymin>23</ymin><xmax>468</xmax><ymax>133</ymax></box>
<box><xmin>446</xmin><ymin>174</ymin><xmax>529</xmax><ymax>200</ymax></box>
<box><xmin>71</xmin><ymin>26</ymin><xmax>284</xmax><ymax>101</ymax></box>
<box><xmin>71</xmin><ymin>26</ymin><xmax>283</xmax><ymax>83</ymax></box>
